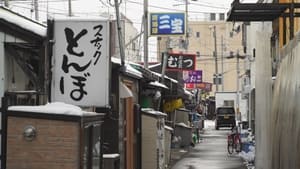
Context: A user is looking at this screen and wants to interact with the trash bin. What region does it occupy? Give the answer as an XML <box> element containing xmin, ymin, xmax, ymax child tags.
<box><xmin>174</xmin><ymin>123</ymin><xmax>192</xmax><ymax>147</ymax></box>
<box><xmin>103</xmin><ymin>154</ymin><xmax>120</xmax><ymax>169</ymax></box>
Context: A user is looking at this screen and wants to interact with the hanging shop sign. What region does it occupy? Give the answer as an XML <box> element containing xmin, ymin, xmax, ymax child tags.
<box><xmin>51</xmin><ymin>19</ymin><xmax>110</xmax><ymax>107</ymax></box>
<box><xmin>166</xmin><ymin>53</ymin><xmax>196</xmax><ymax>71</ymax></box>
<box><xmin>150</xmin><ymin>12</ymin><xmax>185</xmax><ymax>36</ymax></box>
<box><xmin>183</xmin><ymin>70</ymin><xmax>203</xmax><ymax>83</ymax></box>
<box><xmin>185</xmin><ymin>82</ymin><xmax>212</xmax><ymax>91</ymax></box>
<box><xmin>196</xmin><ymin>82</ymin><xmax>212</xmax><ymax>91</ymax></box>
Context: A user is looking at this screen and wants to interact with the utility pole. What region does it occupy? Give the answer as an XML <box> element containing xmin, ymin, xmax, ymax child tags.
<box><xmin>144</xmin><ymin>0</ymin><xmax>149</xmax><ymax>69</ymax></box>
<box><xmin>68</xmin><ymin>0</ymin><xmax>72</xmax><ymax>16</ymax></box>
<box><xmin>34</xmin><ymin>0</ymin><xmax>39</xmax><ymax>20</ymax></box>
<box><xmin>221</xmin><ymin>35</ymin><xmax>224</xmax><ymax>91</ymax></box>
<box><xmin>114</xmin><ymin>0</ymin><xmax>125</xmax><ymax>66</ymax></box>
<box><xmin>110</xmin><ymin>0</ymin><xmax>125</xmax><ymax>66</ymax></box>
<box><xmin>4</xmin><ymin>0</ymin><xmax>8</xmax><ymax>7</ymax></box>
<box><xmin>236</xmin><ymin>53</ymin><xmax>241</xmax><ymax>121</ymax></box>
<box><xmin>185</xmin><ymin>0</ymin><xmax>189</xmax><ymax>53</ymax></box>
<box><xmin>213</xmin><ymin>25</ymin><xmax>219</xmax><ymax>92</ymax></box>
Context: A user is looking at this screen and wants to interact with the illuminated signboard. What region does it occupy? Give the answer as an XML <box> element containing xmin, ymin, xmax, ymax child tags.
<box><xmin>166</xmin><ymin>53</ymin><xmax>196</xmax><ymax>71</ymax></box>
<box><xmin>150</xmin><ymin>12</ymin><xmax>185</xmax><ymax>36</ymax></box>
<box><xmin>183</xmin><ymin>70</ymin><xmax>203</xmax><ymax>83</ymax></box>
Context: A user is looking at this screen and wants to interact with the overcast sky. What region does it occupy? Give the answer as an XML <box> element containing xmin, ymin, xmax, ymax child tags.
<box><xmin>6</xmin><ymin>0</ymin><xmax>237</xmax><ymax>27</ymax></box>
<box><xmin>5</xmin><ymin>0</ymin><xmax>256</xmax><ymax>60</ymax></box>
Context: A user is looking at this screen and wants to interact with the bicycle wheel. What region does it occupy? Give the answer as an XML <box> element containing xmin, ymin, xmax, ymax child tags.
<box><xmin>227</xmin><ymin>138</ymin><xmax>234</xmax><ymax>154</ymax></box>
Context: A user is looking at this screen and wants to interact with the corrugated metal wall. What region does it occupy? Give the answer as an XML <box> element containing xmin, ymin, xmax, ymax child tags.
<box><xmin>270</xmin><ymin>35</ymin><xmax>300</xmax><ymax>169</ymax></box>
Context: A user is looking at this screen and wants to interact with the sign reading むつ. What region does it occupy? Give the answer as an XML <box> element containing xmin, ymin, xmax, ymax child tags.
<box><xmin>51</xmin><ymin>19</ymin><xmax>110</xmax><ymax>106</ymax></box>
<box><xmin>166</xmin><ymin>53</ymin><xmax>196</xmax><ymax>71</ymax></box>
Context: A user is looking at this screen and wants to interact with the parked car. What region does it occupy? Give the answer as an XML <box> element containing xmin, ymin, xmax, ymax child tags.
<box><xmin>215</xmin><ymin>106</ymin><xmax>236</xmax><ymax>130</ymax></box>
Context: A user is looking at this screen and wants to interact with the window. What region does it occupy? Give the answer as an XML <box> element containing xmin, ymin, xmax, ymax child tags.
<box><xmin>219</xmin><ymin>13</ymin><xmax>225</xmax><ymax>20</ymax></box>
<box><xmin>83</xmin><ymin>123</ymin><xmax>102</xmax><ymax>169</ymax></box>
<box><xmin>196</xmin><ymin>32</ymin><xmax>200</xmax><ymax>38</ymax></box>
<box><xmin>210</xmin><ymin>13</ymin><xmax>216</xmax><ymax>21</ymax></box>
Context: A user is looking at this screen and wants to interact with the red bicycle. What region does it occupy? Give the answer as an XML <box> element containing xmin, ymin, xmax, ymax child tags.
<box><xmin>227</xmin><ymin>127</ymin><xmax>241</xmax><ymax>154</ymax></box>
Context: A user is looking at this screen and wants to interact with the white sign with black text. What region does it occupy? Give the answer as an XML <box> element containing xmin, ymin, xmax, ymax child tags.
<box><xmin>51</xmin><ymin>19</ymin><xmax>110</xmax><ymax>107</ymax></box>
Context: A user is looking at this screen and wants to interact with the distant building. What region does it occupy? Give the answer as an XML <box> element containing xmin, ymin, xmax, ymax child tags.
<box><xmin>157</xmin><ymin>21</ymin><xmax>245</xmax><ymax>95</ymax></box>
<box><xmin>111</xmin><ymin>14</ymin><xmax>140</xmax><ymax>63</ymax></box>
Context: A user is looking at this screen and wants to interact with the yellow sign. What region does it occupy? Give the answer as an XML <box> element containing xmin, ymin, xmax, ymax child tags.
<box><xmin>163</xmin><ymin>98</ymin><xmax>183</xmax><ymax>112</ymax></box>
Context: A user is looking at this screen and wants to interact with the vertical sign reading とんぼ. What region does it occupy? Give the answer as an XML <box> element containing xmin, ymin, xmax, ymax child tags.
<box><xmin>51</xmin><ymin>19</ymin><xmax>110</xmax><ymax>107</ymax></box>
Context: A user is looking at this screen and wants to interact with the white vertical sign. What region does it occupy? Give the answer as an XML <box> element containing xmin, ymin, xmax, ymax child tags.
<box><xmin>51</xmin><ymin>19</ymin><xmax>110</xmax><ymax>107</ymax></box>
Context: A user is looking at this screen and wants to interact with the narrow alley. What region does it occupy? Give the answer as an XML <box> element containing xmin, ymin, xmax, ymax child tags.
<box><xmin>171</xmin><ymin>121</ymin><xmax>247</xmax><ymax>169</ymax></box>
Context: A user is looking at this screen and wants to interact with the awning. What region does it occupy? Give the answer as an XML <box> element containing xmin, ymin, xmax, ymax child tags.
<box><xmin>0</xmin><ymin>6</ymin><xmax>46</xmax><ymax>38</ymax></box>
<box><xmin>148</xmin><ymin>81</ymin><xmax>169</xmax><ymax>90</ymax></box>
<box><xmin>111</xmin><ymin>57</ymin><xmax>143</xmax><ymax>79</ymax></box>
<box><xmin>227</xmin><ymin>0</ymin><xmax>300</xmax><ymax>22</ymax></box>
<box><xmin>150</xmin><ymin>71</ymin><xmax>178</xmax><ymax>83</ymax></box>
<box><xmin>184</xmin><ymin>89</ymin><xmax>194</xmax><ymax>99</ymax></box>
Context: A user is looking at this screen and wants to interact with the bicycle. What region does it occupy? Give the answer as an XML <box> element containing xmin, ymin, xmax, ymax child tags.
<box><xmin>227</xmin><ymin>127</ymin><xmax>241</xmax><ymax>154</ymax></box>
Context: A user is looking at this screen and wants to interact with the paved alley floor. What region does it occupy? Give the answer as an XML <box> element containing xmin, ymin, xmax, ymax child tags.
<box><xmin>171</xmin><ymin>120</ymin><xmax>247</xmax><ymax>169</ymax></box>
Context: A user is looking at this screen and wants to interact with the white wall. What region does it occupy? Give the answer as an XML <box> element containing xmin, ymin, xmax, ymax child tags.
<box><xmin>215</xmin><ymin>92</ymin><xmax>248</xmax><ymax>121</ymax></box>
<box><xmin>270</xmin><ymin>32</ymin><xmax>300</xmax><ymax>169</ymax></box>
<box><xmin>255</xmin><ymin>28</ymin><xmax>272</xmax><ymax>169</ymax></box>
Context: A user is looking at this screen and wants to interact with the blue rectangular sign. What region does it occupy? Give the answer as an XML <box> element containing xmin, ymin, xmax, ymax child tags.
<box><xmin>150</xmin><ymin>13</ymin><xmax>185</xmax><ymax>36</ymax></box>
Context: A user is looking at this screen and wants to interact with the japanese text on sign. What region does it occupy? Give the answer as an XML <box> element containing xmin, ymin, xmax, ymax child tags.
<box><xmin>150</xmin><ymin>13</ymin><xmax>185</xmax><ymax>36</ymax></box>
<box><xmin>183</xmin><ymin>70</ymin><xmax>203</xmax><ymax>83</ymax></box>
<box><xmin>52</xmin><ymin>20</ymin><xmax>109</xmax><ymax>106</ymax></box>
<box><xmin>166</xmin><ymin>53</ymin><xmax>196</xmax><ymax>71</ymax></box>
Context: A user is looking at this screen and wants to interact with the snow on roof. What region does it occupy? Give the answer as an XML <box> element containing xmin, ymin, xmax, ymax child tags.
<box><xmin>149</xmin><ymin>81</ymin><xmax>169</xmax><ymax>89</ymax></box>
<box><xmin>164</xmin><ymin>125</ymin><xmax>174</xmax><ymax>131</ymax></box>
<box><xmin>111</xmin><ymin>57</ymin><xmax>143</xmax><ymax>78</ymax></box>
<box><xmin>103</xmin><ymin>154</ymin><xmax>120</xmax><ymax>158</ymax></box>
<box><xmin>8</xmin><ymin>102</ymin><xmax>97</xmax><ymax>116</ymax></box>
<box><xmin>141</xmin><ymin>108</ymin><xmax>167</xmax><ymax>117</ymax></box>
<box><xmin>184</xmin><ymin>88</ymin><xmax>193</xmax><ymax>96</ymax></box>
<box><xmin>149</xmin><ymin>63</ymin><xmax>161</xmax><ymax>69</ymax></box>
<box><xmin>53</xmin><ymin>15</ymin><xmax>109</xmax><ymax>22</ymax></box>
<box><xmin>0</xmin><ymin>6</ymin><xmax>46</xmax><ymax>37</ymax></box>
<box><xmin>150</xmin><ymin>71</ymin><xmax>178</xmax><ymax>83</ymax></box>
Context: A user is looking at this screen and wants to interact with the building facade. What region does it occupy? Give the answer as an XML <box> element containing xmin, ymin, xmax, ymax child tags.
<box><xmin>157</xmin><ymin>21</ymin><xmax>245</xmax><ymax>95</ymax></box>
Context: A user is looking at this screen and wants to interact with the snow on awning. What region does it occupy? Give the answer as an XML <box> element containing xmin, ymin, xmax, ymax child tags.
<box><xmin>150</xmin><ymin>71</ymin><xmax>178</xmax><ymax>83</ymax></box>
<box><xmin>165</xmin><ymin>125</ymin><xmax>174</xmax><ymax>131</ymax></box>
<box><xmin>149</xmin><ymin>81</ymin><xmax>169</xmax><ymax>89</ymax></box>
<box><xmin>0</xmin><ymin>6</ymin><xmax>46</xmax><ymax>37</ymax></box>
<box><xmin>126</xmin><ymin>64</ymin><xmax>143</xmax><ymax>78</ymax></box>
<box><xmin>8</xmin><ymin>102</ymin><xmax>96</xmax><ymax>116</ymax></box>
<box><xmin>141</xmin><ymin>108</ymin><xmax>167</xmax><ymax>117</ymax></box>
<box><xmin>111</xmin><ymin>57</ymin><xmax>143</xmax><ymax>78</ymax></box>
<box><xmin>184</xmin><ymin>88</ymin><xmax>193</xmax><ymax>97</ymax></box>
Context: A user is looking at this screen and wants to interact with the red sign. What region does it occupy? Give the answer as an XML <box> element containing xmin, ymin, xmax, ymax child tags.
<box><xmin>185</xmin><ymin>83</ymin><xmax>195</xmax><ymax>89</ymax></box>
<box><xmin>196</xmin><ymin>82</ymin><xmax>212</xmax><ymax>91</ymax></box>
<box><xmin>185</xmin><ymin>82</ymin><xmax>212</xmax><ymax>91</ymax></box>
<box><xmin>166</xmin><ymin>53</ymin><xmax>196</xmax><ymax>71</ymax></box>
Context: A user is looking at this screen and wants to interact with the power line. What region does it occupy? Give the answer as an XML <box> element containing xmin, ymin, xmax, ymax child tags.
<box><xmin>125</xmin><ymin>0</ymin><xmax>228</xmax><ymax>14</ymax></box>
